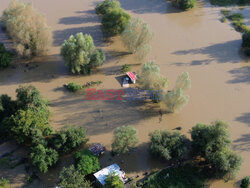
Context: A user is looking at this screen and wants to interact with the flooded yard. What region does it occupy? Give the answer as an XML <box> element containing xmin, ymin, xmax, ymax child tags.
<box><xmin>0</xmin><ymin>0</ymin><xmax>249</xmax><ymax>187</ymax></box>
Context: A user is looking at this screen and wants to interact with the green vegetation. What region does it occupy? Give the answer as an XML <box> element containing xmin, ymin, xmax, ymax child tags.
<box><xmin>74</xmin><ymin>150</ymin><xmax>100</xmax><ymax>175</ymax></box>
<box><xmin>221</xmin><ymin>9</ymin><xmax>231</xmax><ymax>16</ymax></box>
<box><xmin>61</xmin><ymin>33</ymin><xmax>105</xmax><ymax>74</ymax></box>
<box><xmin>83</xmin><ymin>81</ymin><xmax>103</xmax><ymax>88</ymax></box>
<box><xmin>138</xmin><ymin>61</ymin><xmax>168</xmax><ymax>102</ymax></box>
<box><xmin>210</xmin><ymin>0</ymin><xmax>235</xmax><ymax>6</ymax></box>
<box><xmin>0</xmin><ymin>177</ymin><xmax>9</xmax><ymax>188</ymax></box>
<box><xmin>122</xmin><ymin>18</ymin><xmax>153</xmax><ymax>60</ymax></box>
<box><xmin>241</xmin><ymin>176</ymin><xmax>250</xmax><ymax>188</ymax></box>
<box><xmin>171</xmin><ymin>0</ymin><xmax>196</xmax><ymax>10</ymax></box>
<box><xmin>49</xmin><ymin>126</ymin><xmax>88</xmax><ymax>154</ymax></box>
<box><xmin>242</xmin><ymin>32</ymin><xmax>250</xmax><ymax>56</ymax></box>
<box><xmin>111</xmin><ymin>126</ymin><xmax>138</xmax><ymax>154</ymax></box>
<box><xmin>0</xmin><ymin>43</ymin><xmax>14</xmax><ymax>70</ymax></box>
<box><xmin>144</xmin><ymin>163</ymin><xmax>208</xmax><ymax>188</ymax></box>
<box><xmin>164</xmin><ymin>72</ymin><xmax>191</xmax><ymax>113</ymax></box>
<box><xmin>65</xmin><ymin>82</ymin><xmax>83</xmax><ymax>92</ymax></box>
<box><xmin>121</xmin><ymin>64</ymin><xmax>131</xmax><ymax>73</ymax></box>
<box><xmin>96</xmin><ymin>0</ymin><xmax>120</xmax><ymax>16</ymax></box>
<box><xmin>105</xmin><ymin>172</ymin><xmax>124</xmax><ymax>188</ymax></box>
<box><xmin>227</xmin><ymin>13</ymin><xmax>244</xmax><ymax>22</ymax></box>
<box><xmin>1</xmin><ymin>0</ymin><xmax>51</xmax><ymax>58</ymax></box>
<box><xmin>58</xmin><ymin>165</ymin><xmax>92</xmax><ymax>188</ymax></box>
<box><xmin>30</xmin><ymin>144</ymin><xmax>58</xmax><ymax>173</ymax></box>
<box><xmin>149</xmin><ymin>130</ymin><xmax>190</xmax><ymax>161</ymax></box>
<box><xmin>191</xmin><ymin>121</ymin><xmax>243</xmax><ymax>180</ymax></box>
<box><xmin>102</xmin><ymin>8</ymin><xmax>131</xmax><ymax>35</ymax></box>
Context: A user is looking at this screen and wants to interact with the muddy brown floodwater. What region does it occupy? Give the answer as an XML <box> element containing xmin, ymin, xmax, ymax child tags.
<box><xmin>0</xmin><ymin>0</ymin><xmax>250</xmax><ymax>187</ymax></box>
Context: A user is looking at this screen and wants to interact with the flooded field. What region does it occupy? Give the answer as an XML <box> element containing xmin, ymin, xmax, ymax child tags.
<box><xmin>0</xmin><ymin>0</ymin><xmax>249</xmax><ymax>187</ymax></box>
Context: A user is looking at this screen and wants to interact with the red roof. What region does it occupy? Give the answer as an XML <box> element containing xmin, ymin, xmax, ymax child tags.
<box><xmin>126</xmin><ymin>72</ymin><xmax>137</xmax><ymax>83</ymax></box>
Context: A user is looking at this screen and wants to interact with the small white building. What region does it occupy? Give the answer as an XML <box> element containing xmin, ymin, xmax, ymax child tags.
<box><xmin>93</xmin><ymin>163</ymin><xmax>127</xmax><ymax>186</ymax></box>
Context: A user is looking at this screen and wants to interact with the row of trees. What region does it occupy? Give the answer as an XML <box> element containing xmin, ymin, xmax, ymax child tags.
<box><xmin>108</xmin><ymin>121</ymin><xmax>242</xmax><ymax>182</ymax></box>
<box><xmin>138</xmin><ymin>61</ymin><xmax>191</xmax><ymax>112</ymax></box>
<box><xmin>0</xmin><ymin>86</ymin><xmax>89</xmax><ymax>173</ymax></box>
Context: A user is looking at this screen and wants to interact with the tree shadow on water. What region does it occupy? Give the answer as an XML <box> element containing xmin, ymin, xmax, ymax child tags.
<box><xmin>233</xmin><ymin>134</ymin><xmax>250</xmax><ymax>152</ymax></box>
<box><xmin>227</xmin><ymin>66</ymin><xmax>250</xmax><ymax>84</ymax></box>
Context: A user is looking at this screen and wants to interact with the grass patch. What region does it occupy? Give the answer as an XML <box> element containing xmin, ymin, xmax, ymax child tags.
<box><xmin>227</xmin><ymin>13</ymin><xmax>244</xmax><ymax>22</ymax></box>
<box><xmin>143</xmin><ymin>163</ymin><xmax>209</xmax><ymax>188</ymax></box>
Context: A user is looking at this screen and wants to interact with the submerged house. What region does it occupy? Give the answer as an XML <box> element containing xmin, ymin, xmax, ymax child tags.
<box><xmin>93</xmin><ymin>163</ymin><xmax>127</xmax><ymax>186</ymax></box>
<box><xmin>88</xmin><ymin>143</ymin><xmax>105</xmax><ymax>156</ymax></box>
<box><xmin>122</xmin><ymin>72</ymin><xmax>137</xmax><ymax>88</ymax></box>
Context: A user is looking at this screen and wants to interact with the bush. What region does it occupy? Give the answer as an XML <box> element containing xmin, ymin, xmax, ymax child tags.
<box><xmin>61</xmin><ymin>33</ymin><xmax>105</xmax><ymax>74</ymax></box>
<box><xmin>242</xmin><ymin>32</ymin><xmax>250</xmax><ymax>56</ymax></box>
<box><xmin>190</xmin><ymin>121</ymin><xmax>242</xmax><ymax>180</ymax></box>
<box><xmin>0</xmin><ymin>43</ymin><xmax>14</xmax><ymax>70</ymax></box>
<box><xmin>49</xmin><ymin>126</ymin><xmax>88</xmax><ymax>154</ymax></box>
<box><xmin>174</xmin><ymin>72</ymin><xmax>191</xmax><ymax>92</ymax></box>
<box><xmin>171</xmin><ymin>0</ymin><xmax>196</xmax><ymax>10</ymax></box>
<box><xmin>58</xmin><ymin>165</ymin><xmax>92</xmax><ymax>188</ymax></box>
<box><xmin>101</xmin><ymin>8</ymin><xmax>131</xmax><ymax>35</ymax></box>
<box><xmin>121</xmin><ymin>18</ymin><xmax>153</xmax><ymax>60</ymax></box>
<box><xmin>111</xmin><ymin>126</ymin><xmax>138</xmax><ymax>154</ymax></box>
<box><xmin>105</xmin><ymin>172</ymin><xmax>124</xmax><ymax>188</ymax></box>
<box><xmin>1</xmin><ymin>0</ymin><xmax>52</xmax><ymax>58</ymax></box>
<box><xmin>227</xmin><ymin>13</ymin><xmax>244</xmax><ymax>22</ymax></box>
<box><xmin>241</xmin><ymin>176</ymin><xmax>250</xmax><ymax>188</ymax></box>
<box><xmin>66</xmin><ymin>82</ymin><xmax>82</xmax><ymax>92</ymax></box>
<box><xmin>96</xmin><ymin>0</ymin><xmax>120</xmax><ymax>16</ymax></box>
<box><xmin>149</xmin><ymin>130</ymin><xmax>190</xmax><ymax>161</ymax></box>
<box><xmin>30</xmin><ymin>144</ymin><xmax>58</xmax><ymax>173</ymax></box>
<box><xmin>138</xmin><ymin>61</ymin><xmax>168</xmax><ymax>102</ymax></box>
<box><xmin>74</xmin><ymin>150</ymin><xmax>100</xmax><ymax>175</ymax></box>
<box><xmin>121</xmin><ymin>64</ymin><xmax>131</xmax><ymax>73</ymax></box>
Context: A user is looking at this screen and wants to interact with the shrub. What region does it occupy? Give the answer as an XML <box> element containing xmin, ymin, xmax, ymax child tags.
<box><xmin>138</xmin><ymin>61</ymin><xmax>168</xmax><ymax>102</ymax></box>
<box><xmin>121</xmin><ymin>64</ymin><xmax>131</xmax><ymax>73</ymax></box>
<box><xmin>1</xmin><ymin>0</ymin><xmax>52</xmax><ymax>58</ymax></box>
<box><xmin>227</xmin><ymin>13</ymin><xmax>244</xmax><ymax>22</ymax></box>
<box><xmin>241</xmin><ymin>176</ymin><xmax>250</xmax><ymax>188</ymax></box>
<box><xmin>105</xmin><ymin>172</ymin><xmax>124</xmax><ymax>188</ymax></box>
<box><xmin>174</xmin><ymin>72</ymin><xmax>191</xmax><ymax>92</ymax></box>
<box><xmin>101</xmin><ymin>8</ymin><xmax>131</xmax><ymax>35</ymax></box>
<box><xmin>0</xmin><ymin>177</ymin><xmax>9</xmax><ymax>188</ymax></box>
<box><xmin>58</xmin><ymin>165</ymin><xmax>92</xmax><ymax>188</ymax></box>
<box><xmin>233</xmin><ymin>22</ymin><xmax>250</xmax><ymax>33</ymax></box>
<box><xmin>0</xmin><ymin>43</ymin><xmax>14</xmax><ymax>70</ymax></box>
<box><xmin>111</xmin><ymin>126</ymin><xmax>138</xmax><ymax>154</ymax></box>
<box><xmin>121</xmin><ymin>18</ymin><xmax>153</xmax><ymax>60</ymax></box>
<box><xmin>149</xmin><ymin>130</ymin><xmax>190</xmax><ymax>161</ymax></box>
<box><xmin>96</xmin><ymin>0</ymin><xmax>120</xmax><ymax>16</ymax></box>
<box><xmin>190</xmin><ymin>121</ymin><xmax>243</xmax><ymax>180</ymax></box>
<box><xmin>242</xmin><ymin>32</ymin><xmax>250</xmax><ymax>56</ymax></box>
<box><xmin>61</xmin><ymin>33</ymin><xmax>105</xmax><ymax>74</ymax></box>
<box><xmin>171</xmin><ymin>0</ymin><xmax>196</xmax><ymax>10</ymax></box>
<box><xmin>49</xmin><ymin>126</ymin><xmax>88</xmax><ymax>154</ymax></box>
<box><xmin>66</xmin><ymin>82</ymin><xmax>82</xmax><ymax>92</ymax></box>
<box><xmin>30</xmin><ymin>144</ymin><xmax>58</xmax><ymax>173</ymax></box>
<box><xmin>74</xmin><ymin>150</ymin><xmax>100</xmax><ymax>175</ymax></box>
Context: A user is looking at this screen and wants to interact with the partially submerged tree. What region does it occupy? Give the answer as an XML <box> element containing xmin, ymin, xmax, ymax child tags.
<box><xmin>61</xmin><ymin>33</ymin><xmax>105</xmax><ymax>74</ymax></box>
<box><xmin>58</xmin><ymin>165</ymin><xmax>92</xmax><ymax>188</ymax></box>
<box><xmin>74</xmin><ymin>150</ymin><xmax>100</xmax><ymax>175</ymax></box>
<box><xmin>240</xmin><ymin>176</ymin><xmax>250</xmax><ymax>188</ymax></box>
<box><xmin>101</xmin><ymin>8</ymin><xmax>131</xmax><ymax>35</ymax></box>
<box><xmin>122</xmin><ymin>18</ymin><xmax>153</xmax><ymax>60</ymax></box>
<box><xmin>111</xmin><ymin>126</ymin><xmax>138</xmax><ymax>154</ymax></box>
<box><xmin>242</xmin><ymin>32</ymin><xmax>250</xmax><ymax>56</ymax></box>
<box><xmin>96</xmin><ymin>0</ymin><xmax>120</xmax><ymax>16</ymax></box>
<box><xmin>138</xmin><ymin>61</ymin><xmax>168</xmax><ymax>102</ymax></box>
<box><xmin>149</xmin><ymin>130</ymin><xmax>190</xmax><ymax>161</ymax></box>
<box><xmin>171</xmin><ymin>0</ymin><xmax>196</xmax><ymax>10</ymax></box>
<box><xmin>1</xmin><ymin>0</ymin><xmax>52</xmax><ymax>58</ymax></box>
<box><xmin>30</xmin><ymin>144</ymin><xmax>58</xmax><ymax>173</ymax></box>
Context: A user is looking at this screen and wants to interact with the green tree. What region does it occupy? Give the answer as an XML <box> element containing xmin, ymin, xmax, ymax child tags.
<box><xmin>241</xmin><ymin>176</ymin><xmax>250</xmax><ymax>188</ymax></box>
<box><xmin>122</xmin><ymin>18</ymin><xmax>153</xmax><ymax>60</ymax></box>
<box><xmin>49</xmin><ymin>126</ymin><xmax>89</xmax><ymax>154</ymax></box>
<box><xmin>101</xmin><ymin>8</ymin><xmax>131</xmax><ymax>35</ymax></box>
<box><xmin>60</xmin><ymin>33</ymin><xmax>105</xmax><ymax>74</ymax></box>
<box><xmin>149</xmin><ymin>130</ymin><xmax>190</xmax><ymax>161</ymax></box>
<box><xmin>242</xmin><ymin>32</ymin><xmax>250</xmax><ymax>56</ymax></box>
<box><xmin>111</xmin><ymin>126</ymin><xmax>138</xmax><ymax>154</ymax></box>
<box><xmin>105</xmin><ymin>172</ymin><xmax>124</xmax><ymax>188</ymax></box>
<box><xmin>58</xmin><ymin>165</ymin><xmax>92</xmax><ymax>188</ymax></box>
<box><xmin>171</xmin><ymin>0</ymin><xmax>196</xmax><ymax>10</ymax></box>
<box><xmin>30</xmin><ymin>144</ymin><xmax>58</xmax><ymax>173</ymax></box>
<box><xmin>1</xmin><ymin>0</ymin><xmax>52</xmax><ymax>58</ymax></box>
<box><xmin>96</xmin><ymin>0</ymin><xmax>120</xmax><ymax>16</ymax></box>
<box><xmin>74</xmin><ymin>150</ymin><xmax>100</xmax><ymax>175</ymax></box>
<box><xmin>174</xmin><ymin>72</ymin><xmax>191</xmax><ymax>92</ymax></box>
<box><xmin>138</xmin><ymin>61</ymin><xmax>168</xmax><ymax>102</ymax></box>
<box><xmin>190</xmin><ymin>121</ymin><xmax>242</xmax><ymax>180</ymax></box>
<box><xmin>0</xmin><ymin>43</ymin><xmax>14</xmax><ymax>70</ymax></box>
